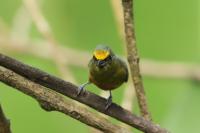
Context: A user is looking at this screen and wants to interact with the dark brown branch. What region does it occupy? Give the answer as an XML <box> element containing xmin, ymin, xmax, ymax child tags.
<box><xmin>0</xmin><ymin>53</ymin><xmax>169</xmax><ymax>133</ymax></box>
<box><xmin>0</xmin><ymin>105</ymin><xmax>11</xmax><ymax>133</ymax></box>
<box><xmin>122</xmin><ymin>0</ymin><xmax>151</xmax><ymax>120</ymax></box>
<box><xmin>0</xmin><ymin>66</ymin><xmax>131</xmax><ymax>133</ymax></box>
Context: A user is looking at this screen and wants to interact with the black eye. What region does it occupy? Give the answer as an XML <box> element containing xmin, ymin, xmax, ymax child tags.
<box><xmin>104</xmin><ymin>55</ymin><xmax>112</xmax><ymax>62</ymax></box>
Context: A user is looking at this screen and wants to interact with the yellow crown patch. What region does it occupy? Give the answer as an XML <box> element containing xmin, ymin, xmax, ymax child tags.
<box><xmin>93</xmin><ymin>50</ymin><xmax>109</xmax><ymax>60</ymax></box>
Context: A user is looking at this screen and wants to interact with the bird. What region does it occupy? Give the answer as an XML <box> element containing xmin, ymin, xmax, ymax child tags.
<box><xmin>77</xmin><ymin>45</ymin><xmax>129</xmax><ymax>109</ymax></box>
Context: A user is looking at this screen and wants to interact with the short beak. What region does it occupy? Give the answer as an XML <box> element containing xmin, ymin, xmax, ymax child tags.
<box><xmin>97</xmin><ymin>60</ymin><xmax>105</xmax><ymax>68</ymax></box>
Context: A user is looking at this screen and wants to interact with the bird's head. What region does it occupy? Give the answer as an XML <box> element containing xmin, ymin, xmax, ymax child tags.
<box><xmin>93</xmin><ymin>45</ymin><xmax>114</xmax><ymax>68</ymax></box>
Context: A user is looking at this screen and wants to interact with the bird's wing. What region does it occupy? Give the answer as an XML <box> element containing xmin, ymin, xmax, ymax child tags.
<box><xmin>117</xmin><ymin>56</ymin><xmax>129</xmax><ymax>82</ymax></box>
<box><xmin>124</xmin><ymin>62</ymin><xmax>129</xmax><ymax>82</ymax></box>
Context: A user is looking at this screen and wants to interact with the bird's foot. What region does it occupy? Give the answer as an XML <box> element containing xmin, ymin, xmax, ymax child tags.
<box><xmin>105</xmin><ymin>95</ymin><xmax>112</xmax><ymax>110</ymax></box>
<box><xmin>77</xmin><ymin>85</ymin><xmax>85</xmax><ymax>96</ymax></box>
<box><xmin>77</xmin><ymin>82</ymin><xmax>90</xmax><ymax>96</ymax></box>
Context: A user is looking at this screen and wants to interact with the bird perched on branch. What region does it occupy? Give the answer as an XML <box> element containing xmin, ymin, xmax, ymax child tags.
<box><xmin>77</xmin><ymin>45</ymin><xmax>128</xmax><ymax>109</ymax></box>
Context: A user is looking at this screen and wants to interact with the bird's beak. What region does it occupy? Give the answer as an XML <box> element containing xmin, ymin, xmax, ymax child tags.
<box><xmin>97</xmin><ymin>60</ymin><xmax>106</xmax><ymax>68</ymax></box>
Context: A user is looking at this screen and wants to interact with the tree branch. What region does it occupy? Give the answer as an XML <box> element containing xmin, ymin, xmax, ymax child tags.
<box><xmin>122</xmin><ymin>0</ymin><xmax>151</xmax><ymax>120</ymax></box>
<box><xmin>0</xmin><ymin>105</ymin><xmax>11</xmax><ymax>133</ymax></box>
<box><xmin>0</xmin><ymin>53</ymin><xmax>168</xmax><ymax>133</ymax></box>
<box><xmin>0</xmin><ymin>66</ymin><xmax>131</xmax><ymax>133</ymax></box>
<box><xmin>2</xmin><ymin>37</ymin><xmax>200</xmax><ymax>82</ymax></box>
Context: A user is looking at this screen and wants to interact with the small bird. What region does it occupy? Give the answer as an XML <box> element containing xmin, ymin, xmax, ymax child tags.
<box><xmin>77</xmin><ymin>45</ymin><xmax>128</xmax><ymax>109</ymax></box>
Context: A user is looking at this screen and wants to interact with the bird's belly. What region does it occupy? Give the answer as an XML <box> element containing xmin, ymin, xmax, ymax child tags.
<box><xmin>92</xmin><ymin>81</ymin><xmax>119</xmax><ymax>90</ymax></box>
<box><xmin>89</xmin><ymin>68</ymin><xmax>125</xmax><ymax>90</ymax></box>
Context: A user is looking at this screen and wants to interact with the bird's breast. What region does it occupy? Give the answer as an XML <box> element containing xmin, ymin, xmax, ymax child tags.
<box><xmin>89</xmin><ymin>61</ymin><xmax>126</xmax><ymax>90</ymax></box>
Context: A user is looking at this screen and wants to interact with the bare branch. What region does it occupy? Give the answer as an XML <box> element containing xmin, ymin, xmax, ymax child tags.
<box><xmin>122</xmin><ymin>0</ymin><xmax>151</xmax><ymax>120</ymax></box>
<box><xmin>0</xmin><ymin>66</ymin><xmax>131</xmax><ymax>133</ymax></box>
<box><xmin>0</xmin><ymin>53</ymin><xmax>168</xmax><ymax>133</ymax></box>
<box><xmin>2</xmin><ymin>38</ymin><xmax>200</xmax><ymax>82</ymax></box>
<box><xmin>0</xmin><ymin>105</ymin><xmax>11</xmax><ymax>133</ymax></box>
<box><xmin>11</xmin><ymin>6</ymin><xmax>32</xmax><ymax>41</ymax></box>
<box><xmin>110</xmin><ymin>0</ymin><xmax>125</xmax><ymax>44</ymax></box>
<box><xmin>121</xmin><ymin>83</ymin><xmax>135</xmax><ymax>111</ymax></box>
<box><xmin>23</xmin><ymin>0</ymin><xmax>76</xmax><ymax>83</ymax></box>
<box><xmin>23</xmin><ymin>0</ymin><xmax>51</xmax><ymax>38</ymax></box>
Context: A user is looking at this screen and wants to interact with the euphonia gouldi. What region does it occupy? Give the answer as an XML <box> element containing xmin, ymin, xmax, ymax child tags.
<box><xmin>77</xmin><ymin>45</ymin><xmax>129</xmax><ymax>109</ymax></box>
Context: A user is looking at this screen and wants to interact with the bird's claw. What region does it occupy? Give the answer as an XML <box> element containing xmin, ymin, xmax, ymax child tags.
<box><xmin>105</xmin><ymin>96</ymin><xmax>112</xmax><ymax>110</ymax></box>
<box><xmin>77</xmin><ymin>85</ymin><xmax>85</xmax><ymax>96</ymax></box>
<box><xmin>77</xmin><ymin>82</ymin><xmax>90</xmax><ymax>96</ymax></box>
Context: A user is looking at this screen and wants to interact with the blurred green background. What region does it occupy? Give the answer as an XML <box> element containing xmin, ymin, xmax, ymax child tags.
<box><xmin>0</xmin><ymin>0</ymin><xmax>199</xmax><ymax>133</ymax></box>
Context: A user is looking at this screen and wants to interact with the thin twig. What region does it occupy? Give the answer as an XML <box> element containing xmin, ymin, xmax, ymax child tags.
<box><xmin>0</xmin><ymin>105</ymin><xmax>11</xmax><ymax>133</ymax></box>
<box><xmin>0</xmin><ymin>66</ymin><xmax>131</xmax><ymax>133</ymax></box>
<box><xmin>11</xmin><ymin>6</ymin><xmax>32</xmax><ymax>41</ymax></box>
<box><xmin>122</xmin><ymin>0</ymin><xmax>151</xmax><ymax>120</ymax></box>
<box><xmin>0</xmin><ymin>53</ymin><xmax>168</xmax><ymax>133</ymax></box>
<box><xmin>23</xmin><ymin>0</ymin><xmax>76</xmax><ymax>83</ymax></box>
<box><xmin>2</xmin><ymin>38</ymin><xmax>200</xmax><ymax>82</ymax></box>
<box><xmin>110</xmin><ymin>2</ymin><xmax>136</xmax><ymax>130</ymax></box>
<box><xmin>120</xmin><ymin>83</ymin><xmax>135</xmax><ymax>131</ymax></box>
<box><xmin>23</xmin><ymin>0</ymin><xmax>51</xmax><ymax>38</ymax></box>
<box><xmin>121</xmin><ymin>83</ymin><xmax>135</xmax><ymax>111</ymax></box>
<box><xmin>110</xmin><ymin>0</ymin><xmax>125</xmax><ymax>44</ymax></box>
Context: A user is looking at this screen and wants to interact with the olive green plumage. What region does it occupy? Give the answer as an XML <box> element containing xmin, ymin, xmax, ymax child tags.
<box><xmin>88</xmin><ymin>45</ymin><xmax>128</xmax><ymax>90</ymax></box>
<box><xmin>77</xmin><ymin>45</ymin><xmax>129</xmax><ymax>109</ymax></box>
